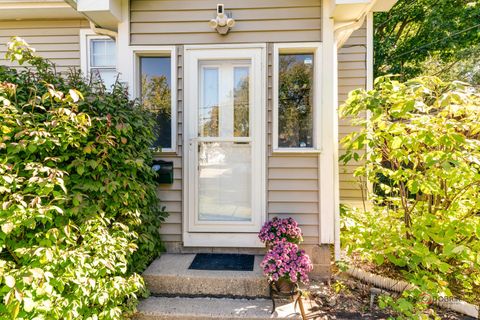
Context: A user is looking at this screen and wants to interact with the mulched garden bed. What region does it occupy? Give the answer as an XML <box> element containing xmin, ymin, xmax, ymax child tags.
<box><xmin>306</xmin><ymin>276</ymin><xmax>476</xmax><ymax>319</ymax></box>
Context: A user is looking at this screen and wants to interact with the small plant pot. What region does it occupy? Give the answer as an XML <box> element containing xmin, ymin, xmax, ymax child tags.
<box><xmin>269</xmin><ymin>279</ymin><xmax>305</xmax><ymax>318</ymax></box>
<box><xmin>272</xmin><ymin>278</ymin><xmax>297</xmax><ymax>294</ymax></box>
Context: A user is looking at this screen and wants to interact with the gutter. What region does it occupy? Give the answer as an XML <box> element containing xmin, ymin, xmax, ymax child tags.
<box><xmin>88</xmin><ymin>21</ymin><xmax>117</xmax><ymax>40</ymax></box>
<box><xmin>63</xmin><ymin>0</ymin><xmax>77</xmax><ymax>10</ymax></box>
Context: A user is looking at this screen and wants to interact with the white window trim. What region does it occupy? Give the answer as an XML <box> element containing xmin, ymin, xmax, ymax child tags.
<box><xmin>130</xmin><ymin>46</ymin><xmax>177</xmax><ymax>153</ymax></box>
<box><xmin>79</xmin><ymin>29</ymin><xmax>117</xmax><ymax>80</ymax></box>
<box><xmin>272</xmin><ymin>42</ymin><xmax>322</xmax><ymax>153</ymax></box>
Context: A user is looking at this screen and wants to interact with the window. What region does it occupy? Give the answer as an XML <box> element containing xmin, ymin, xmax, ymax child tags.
<box><xmin>89</xmin><ymin>39</ymin><xmax>117</xmax><ymax>89</ymax></box>
<box><xmin>139</xmin><ymin>56</ymin><xmax>173</xmax><ymax>150</ymax></box>
<box><xmin>80</xmin><ymin>30</ymin><xmax>117</xmax><ymax>90</ymax></box>
<box><xmin>133</xmin><ymin>47</ymin><xmax>176</xmax><ymax>152</ymax></box>
<box><xmin>273</xmin><ymin>43</ymin><xmax>321</xmax><ymax>152</ymax></box>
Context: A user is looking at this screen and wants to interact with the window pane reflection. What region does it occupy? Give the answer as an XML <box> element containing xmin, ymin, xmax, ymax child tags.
<box><xmin>140</xmin><ymin>56</ymin><xmax>172</xmax><ymax>149</ymax></box>
<box><xmin>200</xmin><ymin>68</ymin><xmax>219</xmax><ymax>137</ymax></box>
<box><xmin>234</xmin><ymin>67</ymin><xmax>250</xmax><ymax>137</ymax></box>
<box><xmin>278</xmin><ymin>53</ymin><xmax>314</xmax><ymax>148</ymax></box>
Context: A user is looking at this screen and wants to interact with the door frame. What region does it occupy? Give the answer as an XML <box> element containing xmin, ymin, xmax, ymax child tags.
<box><xmin>183</xmin><ymin>43</ymin><xmax>267</xmax><ymax>248</ymax></box>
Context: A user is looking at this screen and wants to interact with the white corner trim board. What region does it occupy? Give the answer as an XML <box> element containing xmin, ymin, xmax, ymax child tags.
<box><xmin>320</xmin><ymin>0</ymin><xmax>340</xmax><ymax>257</ymax></box>
<box><xmin>347</xmin><ymin>267</ymin><xmax>479</xmax><ymax>319</ymax></box>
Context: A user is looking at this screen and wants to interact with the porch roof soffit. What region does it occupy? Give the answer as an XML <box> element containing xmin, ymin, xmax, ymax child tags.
<box><xmin>0</xmin><ymin>0</ymin><xmax>82</xmax><ymax>20</ymax></box>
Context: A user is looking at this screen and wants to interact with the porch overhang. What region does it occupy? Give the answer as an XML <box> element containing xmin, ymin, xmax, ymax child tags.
<box><xmin>67</xmin><ymin>0</ymin><xmax>122</xmax><ymax>31</ymax></box>
<box><xmin>332</xmin><ymin>0</ymin><xmax>397</xmax><ymax>48</ymax></box>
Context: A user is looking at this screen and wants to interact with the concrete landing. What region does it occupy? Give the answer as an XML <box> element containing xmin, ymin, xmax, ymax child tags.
<box><xmin>143</xmin><ymin>254</ymin><xmax>269</xmax><ymax>298</ymax></box>
<box><xmin>135</xmin><ymin>296</ymin><xmax>306</xmax><ymax>320</ymax></box>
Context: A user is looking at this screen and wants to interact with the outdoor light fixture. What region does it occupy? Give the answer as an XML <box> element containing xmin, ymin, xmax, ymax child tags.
<box><xmin>209</xmin><ymin>4</ymin><xmax>235</xmax><ymax>35</ymax></box>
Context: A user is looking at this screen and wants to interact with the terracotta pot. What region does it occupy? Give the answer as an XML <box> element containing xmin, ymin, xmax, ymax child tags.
<box><xmin>272</xmin><ymin>278</ymin><xmax>297</xmax><ymax>294</ymax></box>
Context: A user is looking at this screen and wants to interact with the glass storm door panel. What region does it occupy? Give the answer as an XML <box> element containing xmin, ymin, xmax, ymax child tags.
<box><xmin>197</xmin><ymin>61</ymin><xmax>253</xmax><ymax>223</ymax></box>
<box><xmin>185</xmin><ymin>46</ymin><xmax>265</xmax><ymax>239</ymax></box>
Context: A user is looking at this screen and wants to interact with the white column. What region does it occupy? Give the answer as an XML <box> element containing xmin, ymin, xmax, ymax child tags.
<box><xmin>319</xmin><ymin>0</ymin><xmax>340</xmax><ymax>258</ymax></box>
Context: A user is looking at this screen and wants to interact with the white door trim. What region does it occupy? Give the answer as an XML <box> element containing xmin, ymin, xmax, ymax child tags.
<box><xmin>182</xmin><ymin>44</ymin><xmax>266</xmax><ymax>247</ymax></box>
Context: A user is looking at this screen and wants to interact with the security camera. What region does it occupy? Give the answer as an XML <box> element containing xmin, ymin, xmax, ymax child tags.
<box><xmin>217</xmin><ymin>4</ymin><xmax>224</xmax><ymax>15</ymax></box>
<box><xmin>209</xmin><ymin>3</ymin><xmax>235</xmax><ymax>35</ymax></box>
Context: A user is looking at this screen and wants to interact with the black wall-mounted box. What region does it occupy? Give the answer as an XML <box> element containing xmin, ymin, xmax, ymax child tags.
<box><xmin>151</xmin><ymin>160</ymin><xmax>174</xmax><ymax>184</ymax></box>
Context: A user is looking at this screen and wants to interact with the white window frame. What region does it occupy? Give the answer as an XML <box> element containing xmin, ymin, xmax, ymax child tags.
<box><xmin>272</xmin><ymin>42</ymin><xmax>322</xmax><ymax>153</ymax></box>
<box><xmin>130</xmin><ymin>46</ymin><xmax>177</xmax><ymax>153</ymax></box>
<box><xmin>80</xmin><ymin>29</ymin><xmax>117</xmax><ymax>85</ymax></box>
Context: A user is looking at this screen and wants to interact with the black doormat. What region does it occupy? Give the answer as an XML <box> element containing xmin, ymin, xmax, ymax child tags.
<box><xmin>188</xmin><ymin>253</ymin><xmax>255</xmax><ymax>271</ymax></box>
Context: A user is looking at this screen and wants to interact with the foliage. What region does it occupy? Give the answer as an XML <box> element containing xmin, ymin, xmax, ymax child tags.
<box><xmin>260</xmin><ymin>240</ymin><xmax>313</xmax><ymax>284</ymax></box>
<box><xmin>258</xmin><ymin>217</ymin><xmax>303</xmax><ymax>245</ymax></box>
<box><xmin>374</xmin><ymin>0</ymin><xmax>480</xmax><ymax>85</ymax></box>
<box><xmin>340</xmin><ymin>76</ymin><xmax>480</xmax><ymax>318</ymax></box>
<box><xmin>0</xmin><ymin>37</ymin><xmax>166</xmax><ymax>319</ymax></box>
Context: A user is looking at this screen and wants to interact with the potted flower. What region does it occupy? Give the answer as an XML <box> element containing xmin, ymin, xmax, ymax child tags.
<box><xmin>260</xmin><ymin>240</ymin><xmax>313</xmax><ymax>293</ymax></box>
<box><xmin>258</xmin><ymin>217</ymin><xmax>303</xmax><ymax>247</ymax></box>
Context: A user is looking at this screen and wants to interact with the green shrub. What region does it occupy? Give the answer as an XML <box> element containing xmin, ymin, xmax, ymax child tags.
<box><xmin>0</xmin><ymin>38</ymin><xmax>166</xmax><ymax>319</ymax></box>
<box><xmin>340</xmin><ymin>76</ymin><xmax>480</xmax><ymax>318</ymax></box>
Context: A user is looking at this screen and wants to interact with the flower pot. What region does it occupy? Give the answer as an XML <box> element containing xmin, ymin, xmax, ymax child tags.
<box><xmin>272</xmin><ymin>278</ymin><xmax>297</xmax><ymax>294</ymax></box>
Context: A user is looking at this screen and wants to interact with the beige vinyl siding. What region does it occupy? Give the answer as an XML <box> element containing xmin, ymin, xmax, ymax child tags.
<box><xmin>266</xmin><ymin>43</ymin><xmax>320</xmax><ymax>246</ymax></box>
<box><xmin>338</xmin><ymin>25</ymin><xmax>367</xmax><ymax>202</ymax></box>
<box><xmin>130</xmin><ymin>0</ymin><xmax>322</xmax><ymax>45</ymax></box>
<box><xmin>138</xmin><ymin>0</ymin><xmax>323</xmax><ymax>249</ymax></box>
<box><xmin>156</xmin><ymin>45</ymin><xmax>184</xmax><ymax>244</ymax></box>
<box><xmin>0</xmin><ymin>19</ymin><xmax>89</xmax><ymax>72</ymax></box>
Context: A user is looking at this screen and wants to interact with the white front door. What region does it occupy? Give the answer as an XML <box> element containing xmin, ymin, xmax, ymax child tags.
<box><xmin>184</xmin><ymin>45</ymin><xmax>266</xmax><ymax>247</ymax></box>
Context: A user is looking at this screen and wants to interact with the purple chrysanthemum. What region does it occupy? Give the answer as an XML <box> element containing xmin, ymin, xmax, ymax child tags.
<box><xmin>258</xmin><ymin>217</ymin><xmax>303</xmax><ymax>245</ymax></box>
<box><xmin>260</xmin><ymin>241</ymin><xmax>313</xmax><ymax>284</ymax></box>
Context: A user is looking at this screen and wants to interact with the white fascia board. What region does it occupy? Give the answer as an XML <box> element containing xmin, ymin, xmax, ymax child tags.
<box><xmin>76</xmin><ymin>0</ymin><xmax>122</xmax><ymax>30</ymax></box>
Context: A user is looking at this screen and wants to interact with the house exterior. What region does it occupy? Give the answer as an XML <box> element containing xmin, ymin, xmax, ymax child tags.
<box><xmin>0</xmin><ymin>0</ymin><xmax>395</xmax><ymax>276</ymax></box>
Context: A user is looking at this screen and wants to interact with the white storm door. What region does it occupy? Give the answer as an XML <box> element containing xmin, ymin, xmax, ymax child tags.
<box><xmin>184</xmin><ymin>46</ymin><xmax>265</xmax><ymax>237</ymax></box>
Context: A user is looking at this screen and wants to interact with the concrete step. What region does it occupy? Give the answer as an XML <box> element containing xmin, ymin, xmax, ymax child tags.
<box><xmin>143</xmin><ymin>254</ymin><xmax>269</xmax><ymax>298</ymax></box>
<box><xmin>135</xmin><ymin>296</ymin><xmax>305</xmax><ymax>320</ymax></box>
